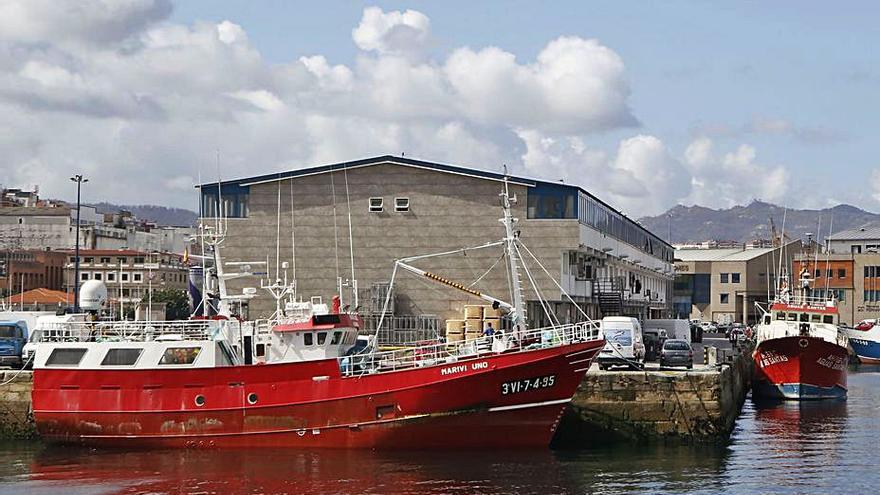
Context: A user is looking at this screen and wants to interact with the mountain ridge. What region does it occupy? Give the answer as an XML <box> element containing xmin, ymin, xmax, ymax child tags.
<box><xmin>639</xmin><ymin>201</ymin><xmax>880</xmax><ymax>244</ymax></box>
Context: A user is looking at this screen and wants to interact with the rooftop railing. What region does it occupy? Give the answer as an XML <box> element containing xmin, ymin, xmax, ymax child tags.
<box><xmin>31</xmin><ymin>319</ymin><xmax>241</xmax><ymax>343</ymax></box>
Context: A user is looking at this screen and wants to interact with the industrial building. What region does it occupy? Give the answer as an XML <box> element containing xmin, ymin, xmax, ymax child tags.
<box><xmin>198</xmin><ymin>155</ymin><xmax>674</xmax><ymax>329</ymax></box>
<box><xmin>62</xmin><ymin>249</ymin><xmax>189</xmax><ymax>311</ymax></box>
<box><xmin>673</xmin><ymin>243</ymin><xmax>797</xmax><ymax>324</ymax></box>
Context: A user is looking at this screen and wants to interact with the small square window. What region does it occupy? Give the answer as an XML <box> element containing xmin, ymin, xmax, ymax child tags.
<box><xmin>107</xmin><ymin>272</ymin><xmax>116</xmax><ymax>282</ymax></box>
<box><xmin>100</xmin><ymin>257</ymin><xmax>111</xmax><ymax>263</ymax></box>
<box><xmin>395</xmin><ymin>197</ymin><xmax>410</xmax><ymax>212</ymax></box>
<box><xmin>83</xmin><ymin>257</ymin><xmax>94</xmax><ymax>263</ymax></box>
<box><xmin>93</xmin><ymin>273</ymin><xmax>102</xmax><ymax>281</ymax></box>
<box><xmin>720</xmin><ymin>273</ymin><xmax>729</xmax><ymax>283</ymax></box>
<box><xmin>838</xmin><ymin>268</ymin><xmax>846</xmax><ymax>279</ymax></box>
<box><xmin>80</xmin><ymin>272</ymin><xmax>90</xmax><ymax>281</ymax></box>
<box><xmin>133</xmin><ymin>273</ymin><xmax>142</xmax><ymax>282</ymax></box>
<box><xmin>369</xmin><ymin>197</ymin><xmax>384</xmax><ymax>212</ymax></box>
<box><xmin>121</xmin><ymin>273</ymin><xmax>129</xmax><ymax>282</ymax></box>
<box><xmin>720</xmin><ymin>293</ymin><xmax>729</xmax><ymax>304</ymax></box>
<box><xmin>731</xmin><ymin>273</ymin><xmax>741</xmax><ymax>283</ymax></box>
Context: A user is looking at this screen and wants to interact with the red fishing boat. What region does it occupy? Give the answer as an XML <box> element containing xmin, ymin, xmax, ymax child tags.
<box><xmin>752</xmin><ymin>268</ymin><xmax>848</xmax><ymax>400</ymax></box>
<box><xmin>31</xmin><ymin>178</ymin><xmax>605</xmax><ymax>448</ymax></box>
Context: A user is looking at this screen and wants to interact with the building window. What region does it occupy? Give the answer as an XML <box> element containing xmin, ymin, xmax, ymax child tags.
<box><xmin>93</xmin><ymin>273</ymin><xmax>102</xmax><ymax>281</ymax></box>
<box><xmin>121</xmin><ymin>273</ymin><xmax>129</xmax><ymax>282</ymax></box>
<box><xmin>80</xmin><ymin>272</ymin><xmax>90</xmax><ymax>281</ymax></box>
<box><xmin>134</xmin><ymin>257</ymin><xmax>145</xmax><ymax>264</ymax></box>
<box><xmin>107</xmin><ymin>272</ymin><xmax>116</xmax><ymax>282</ymax></box>
<box><xmin>369</xmin><ymin>197</ymin><xmax>384</xmax><ymax>212</ymax></box>
<box><xmin>100</xmin><ymin>257</ymin><xmax>111</xmax><ymax>263</ymax></box>
<box><xmin>853</xmin><ymin>245</ymin><xmax>862</xmax><ymax>254</ymax></box>
<box><xmin>816</xmin><ymin>268</ymin><xmax>821</xmax><ymax>278</ymax></box>
<box><xmin>394</xmin><ymin>197</ymin><xmax>410</xmax><ymax>212</ymax></box>
<box><xmin>720</xmin><ymin>293</ymin><xmax>729</xmax><ymax>304</ymax></box>
<box><xmin>731</xmin><ymin>273</ymin><xmax>741</xmax><ymax>283</ymax></box>
<box><xmin>133</xmin><ymin>273</ymin><xmax>142</xmax><ymax>282</ymax></box>
<box><xmin>69</xmin><ymin>257</ymin><xmax>77</xmax><ymax>263</ymax></box>
<box><xmin>117</xmin><ymin>257</ymin><xmax>127</xmax><ymax>264</ymax></box>
<box><xmin>838</xmin><ymin>268</ymin><xmax>846</xmax><ymax>279</ymax></box>
<box><xmin>826</xmin><ymin>269</ymin><xmax>832</xmax><ymax>278</ymax></box>
<box><xmin>720</xmin><ymin>273</ymin><xmax>729</xmax><ymax>283</ymax></box>
<box><xmin>83</xmin><ymin>257</ymin><xmax>94</xmax><ymax>263</ymax></box>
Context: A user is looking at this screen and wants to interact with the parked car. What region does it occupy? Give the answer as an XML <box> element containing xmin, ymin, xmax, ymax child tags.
<box><xmin>726</xmin><ymin>322</ymin><xmax>745</xmax><ymax>338</ymax></box>
<box><xmin>659</xmin><ymin>339</ymin><xmax>694</xmax><ymax>369</ymax></box>
<box><xmin>597</xmin><ymin>317</ymin><xmax>645</xmax><ymax>370</ymax></box>
<box><xmin>700</xmin><ymin>321</ymin><xmax>718</xmax><ymax>333</ymax></box>
<box><xmin>689</xmin><ymin>323</ymin><xmax>704</xmax><ymax>343</ymax></box>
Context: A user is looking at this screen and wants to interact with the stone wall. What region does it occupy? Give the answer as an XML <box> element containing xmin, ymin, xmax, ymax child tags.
<box><xmin>557</xmin><ymin>352</ymin><xmax>754</xmax><ymax>445</ymax></box>
<box><xmin>0</xmin><ymin>371</ymin><xmax>35</xmax><ymax>439</ymax></box>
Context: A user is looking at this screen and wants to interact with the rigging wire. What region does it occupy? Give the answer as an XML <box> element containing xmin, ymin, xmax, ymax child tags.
<box><xmin>343</xmin><ymin>166</ymin><xmax>357</xmax><ymax>307</ymax></box>
<box><xmin>289</xmin><ymin>179</ymin><xmax>297</xmax><ymax>288</ymax></box>
<box><xmin>329</xmin><ymin>167</ymin><xmax>340</xmax><ymax>287</ymax></box>
<box><xmin>514</xmin><ymin>242</ymin><xmax>559</xmax><ymax>327</ymax></box>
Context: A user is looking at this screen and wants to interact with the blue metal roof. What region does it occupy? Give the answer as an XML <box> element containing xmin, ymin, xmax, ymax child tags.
<box><xmin>197</xmin><ymin>154</ymin><xmax>672</xmax><ymax>250</ymax></box>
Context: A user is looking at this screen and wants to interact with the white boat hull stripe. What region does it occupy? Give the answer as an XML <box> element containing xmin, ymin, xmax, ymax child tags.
<box><xmin>487</xmin><ymin>398</ymin><xmax>572</xmax><ymax>412</ymax></box>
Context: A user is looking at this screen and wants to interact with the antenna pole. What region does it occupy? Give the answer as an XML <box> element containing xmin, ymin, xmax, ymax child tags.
<box><xmin>500</xmin><ymin>166</ymin><xmax>526</xmax><ymax>334</ymax></box>
<box><xmin>344</xmin><ymin>167</ymin><xmax>357</xmax><ymax>308</ymax></box>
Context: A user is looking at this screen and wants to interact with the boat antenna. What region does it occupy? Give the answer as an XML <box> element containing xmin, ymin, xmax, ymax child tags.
<box><xmin>289</xmin><ymin>179</ymin><xmax>297</xmax><ymax>297</ymax></box>
<box><xmin>501</xmin><ymin>165</ymin><xmax>527</xmax><ymax>334</ymax></box>
<box><xmin>824</xmin><ymin>215</ymin><xmax>833</xmax><ymax>296</ymax></box>
<box><xmin>329</xmin><ymin>166</ymin><xmax>341</xmax><ymax>303</ymax></box>
<box><xmin>275</xmin><ymin>180</ymin><xmax>282</xmax><ymax>281</ymax></box>
<box><xmin>343</xmin><ymin>165</ymin><xmax>358</xmax><ymax>308</ymax></box>
<box><xmin>776</xmin><ymin>208</ymin><xmax>787</xmax><ymax>295</ymax></box>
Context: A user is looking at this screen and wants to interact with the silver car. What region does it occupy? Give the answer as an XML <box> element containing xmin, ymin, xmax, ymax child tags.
<box><xmin>660</xmin><ymin>339</ymin><xmax>693</xmax><ymax>369</ymax></box>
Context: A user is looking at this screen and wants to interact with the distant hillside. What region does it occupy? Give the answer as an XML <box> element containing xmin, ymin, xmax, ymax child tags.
<box><xmin>639</xmin><ymin>201</ymin><xmax>880</xmax><ymax>244</ymax></box>
<box><xmin>92</xmin><ymin>203</ymin><xmax>198</xmax><ymax>227</ymax></box>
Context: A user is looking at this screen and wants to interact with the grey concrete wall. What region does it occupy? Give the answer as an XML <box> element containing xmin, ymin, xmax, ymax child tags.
<box><xmin>218</xmin><ymin>164</ymin><xmax>582</xmax><ymax>322</ymax></box>
<box><xmin>0</xmin><ymin>371</ymin><xmax>35</xmax><ymax>439</ymax></box>
<box><xmin>559</xmin><ymin>349</ymin><xmax>754</xmax><ymax>444</ymax></box>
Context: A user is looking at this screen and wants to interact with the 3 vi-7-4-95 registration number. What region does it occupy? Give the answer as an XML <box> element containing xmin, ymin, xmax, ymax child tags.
<box><xmin>501</xmin><ymin>375</ymin><xmax>556</xmax><ymax>395</ymax></box>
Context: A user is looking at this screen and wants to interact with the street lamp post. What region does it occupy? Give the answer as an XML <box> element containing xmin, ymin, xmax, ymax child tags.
<box><xmin>70</xmin><ymin>175</ymin><xmax>88</xmax><ymax>313</ymax></box>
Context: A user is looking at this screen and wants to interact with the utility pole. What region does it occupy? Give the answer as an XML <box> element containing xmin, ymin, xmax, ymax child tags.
<box><xmin>70</xmin><ymin>174</ymin><xmax>88</xmax><ymax>313</ymax></box>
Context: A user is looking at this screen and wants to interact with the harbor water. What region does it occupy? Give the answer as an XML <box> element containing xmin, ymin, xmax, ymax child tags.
<box><xmin>0</xmin><ymin>370</ymin><xmax>877</xmax><ymax>495</ymax></box>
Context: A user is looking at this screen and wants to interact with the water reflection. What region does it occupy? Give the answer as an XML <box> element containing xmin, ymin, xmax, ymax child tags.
<box><xmin>0</xmin><ymin>372</ymin><xmax>877</xmax><ymax>494</ymax></box>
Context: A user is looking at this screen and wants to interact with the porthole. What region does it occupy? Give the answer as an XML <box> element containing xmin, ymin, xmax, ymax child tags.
<box><xmin>247</xmin><ymin>393</ymin><xmax>258</xmax><ymax>405</ymax></box>
<box><xmin>194</xmin><ymin>395</ymin><xmax>206</xmax><ymax>407</ymax></box>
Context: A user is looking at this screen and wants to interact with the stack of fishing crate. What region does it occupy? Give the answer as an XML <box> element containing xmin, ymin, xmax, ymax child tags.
<box><xmin>445</xmin><ymin>305</ymin><xmax>504</xmax><ymax>343</ymax></box>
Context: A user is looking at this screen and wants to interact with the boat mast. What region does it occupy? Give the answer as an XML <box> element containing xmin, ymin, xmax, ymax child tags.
<box><xmin>500</xmin><ymin>169</ymin><xmax>527</xmax><ymax>332</ymax></box>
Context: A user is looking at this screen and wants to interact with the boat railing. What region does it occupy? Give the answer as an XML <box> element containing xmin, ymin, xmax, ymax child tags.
<box><xmin>338</xmin><ymin>321</ymin><xmax>603</xmax><ymax>377</ymax></box>
<box><xmin>757</xmin><ymin>322</ymin><xmax>849</xmax><ymax>348</ymax></box>
<box><xmin>31</xmin><ymin>319</ymin><xmax>240</xmax><ymax>343</ymax></box>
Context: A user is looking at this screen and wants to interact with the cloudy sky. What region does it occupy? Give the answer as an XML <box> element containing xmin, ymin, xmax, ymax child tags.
<box><xmin>1</xmin><ymin>1</ymin><xmax>877</xmax><ymax>218</ymax></box>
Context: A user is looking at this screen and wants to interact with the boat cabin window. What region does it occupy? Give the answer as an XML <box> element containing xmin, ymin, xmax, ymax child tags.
<box><xmin>101</xmin><ymin>348</ymin><xmax>143</xmax><ymax>366</ymax></box>
<box><xmin>800</xmin><ymin>313</ymin><xmax>809</xmax><ymax>322</ymax></box>
<box><xmin>331</xmin><ymin>331</ymin><xmax>342</xmax><ymax>345</ymax></box>
<box><xmin>786</xmin><ymin>313</ymin><xmax>797</xmax><ymax>322</ymax></box>
<box><xmin>304</xmin><ymin>333</ymin><xmax>314</xmax><ymax>346</ymax></box>
<box><xmin>775</xmin><ymin>312</ymin><xmax>785</xmax><ymax>320</ymax></box>
<box><xmin>823</xmin><ymin>315</ymin><xmax>834</xmax><ymax>324</ymax></box>
<box><xmin>46</xmin><ymin>348</ymin><xmax>87</xmax><ymax>366</ymax></box>
<box><xmin>811</xmin><ymin>314</ymin><xmax>821</xmax><ymax>323</ymax></box>
<box><xmin>159</xmin><ymin>347</ymin><xmax>201</xmax><ymax>365</ymax></box>
<box><xmin>764</xmin><ymin>315</ymin><xmax>771</xmax><ymax>324</ymax></box>
<box><xmin>255</xmin><ymin>343</ymin><xmax>266</xmax><ymax>357</ymax></box>
<box><xmin>317</xmin><ymin>332</ymin><xmax>328</xmax><ymax>345</ymax></box>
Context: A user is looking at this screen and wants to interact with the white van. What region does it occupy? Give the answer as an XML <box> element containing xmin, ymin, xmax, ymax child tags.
<box><xmin>597</xmin><ymin>317</ymin><xmax>645</xmax><ymax>370</ymax></box>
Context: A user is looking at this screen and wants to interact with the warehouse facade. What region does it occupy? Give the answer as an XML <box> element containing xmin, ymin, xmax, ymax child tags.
<box><xmin>198</xmin><ymin>156</ymin><xmax>674</xmax><ymax>329</ymax></box>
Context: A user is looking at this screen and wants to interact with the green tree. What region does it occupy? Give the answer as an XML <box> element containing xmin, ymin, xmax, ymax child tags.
<box><xmin>147</xmin><ymin>288</ymin><xmax>190</xmax><ymax>320</ymax></box>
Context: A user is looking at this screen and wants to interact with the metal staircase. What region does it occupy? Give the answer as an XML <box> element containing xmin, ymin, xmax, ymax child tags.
<box><xmin>596</xmin><ymin>277</ymin><xmax>624</xmax><ymax>317</ymax></box>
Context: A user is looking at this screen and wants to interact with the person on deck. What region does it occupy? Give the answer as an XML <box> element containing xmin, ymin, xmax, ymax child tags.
<box><xmin>483</xmin><ymin>322</ymin><xmax>495</xmax><ymax>337</ymax></box>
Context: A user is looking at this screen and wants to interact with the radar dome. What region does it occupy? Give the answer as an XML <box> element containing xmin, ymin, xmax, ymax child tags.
<box><xmin>79</xmin><ymin>280</ymin><xmax>108</xmax><ymax>311</ymax></box>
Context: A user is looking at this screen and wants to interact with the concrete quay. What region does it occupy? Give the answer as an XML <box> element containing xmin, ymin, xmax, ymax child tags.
<box><xmin>556</xmin><ymin>344</ymin><xmax>754</xmax><ymax>445</ymax></box>
<box><xmin>0</xmin><ymin>370</ymin><xmax>35</xmax><ymax>439</ymax></box>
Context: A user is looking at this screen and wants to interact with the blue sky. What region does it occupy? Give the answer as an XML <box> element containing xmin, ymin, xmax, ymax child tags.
<box><xmin>1</xmin><ymin>1</ymin><xmax>877</xmax><ymax>215</ymax></box>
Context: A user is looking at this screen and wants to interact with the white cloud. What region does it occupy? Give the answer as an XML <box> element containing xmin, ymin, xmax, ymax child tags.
<box><xmin>352</xmin><ymin>6</ymin><xmax>431</xmax><ymax>60</ymax></box>
<box><xmin>0</xmin><ymin>4</ymin><xmax>796</xmax><ymax>220</ymax></box>
<box><xmin>682</xmin><ymin>137</ymin><xmax>790</xmax><ymax>208</ymax></box>
<box><xmin>0</xmin><ymin>0</ymin><xmax>172</xmax><ymax>45</ymax></box>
